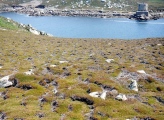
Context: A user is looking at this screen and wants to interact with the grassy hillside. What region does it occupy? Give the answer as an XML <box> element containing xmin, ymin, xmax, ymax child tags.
<box><xmin>0</xmin><ymin>16</ymin><xmax>30</xmax><ymax>31</ymax></box>
<box><xmin>0</xmin><ymin>17</ymin><xmax>20</xmax><ymax>30</ymax></box>
<box><xmin>0</xmin><ymin>0</ymin><xmax>164</xmax><ymax>11</ymax></box>
<box><xmin>0</xmin><ymin>17</ymin><xmax>164</xmax><ymax>120</ymax></box>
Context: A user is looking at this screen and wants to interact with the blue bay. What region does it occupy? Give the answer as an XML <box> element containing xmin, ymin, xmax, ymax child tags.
<box><xmin>0</xmin><ymin>12</ymin><xmax>164</xmax><ymax>39</ymax></box>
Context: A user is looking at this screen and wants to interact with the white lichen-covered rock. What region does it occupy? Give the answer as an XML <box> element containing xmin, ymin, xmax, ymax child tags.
<box><xmin>0</xmin><ymin>28</ymin><xmax>6</xmax><ymax>31</ymax></box>
<box><xmin>157</xmin><ymin>44</ymin><xmax>162</xmax><ymax>46</ymax></box>
<box><xmin>24</xmin><ymin>69</ymin><xmax>34</xmax><ymax>75</ymax></box>
<box><xmin>100</xmin><ymin>90</ymin><xmax>107</xmax><ymax>100</ymax></box>
<box><xmin>47</xmin><ymin>33</ymin><xmax>53</xmax><ymax>37</ymax></box>
<box><xmin>89</xmin><ymin>90</ymin><xmax>107</xmax><ymax>100</ymax></box>
<box><xmin>89</xmin><ymin>92</ymin><xmax>100</xmax><ymax>98</ymax></box>
<box><xmin>89</xmin><ymin>53</ymin><xmax>95</xmax><ymax>57</ymax></box>
<box><xmin>115</xmin><ymin>93</ymin><xmax>127</xmax><ymax>101</ymax></box>
<box><xmin>29</xmin><ymin>28</ymin><xmax>40</xmax><ymax>35</ymax></box>
<box><xmin>59</xmin><ymin>61</ymin><xmax>68</xmax><ymax>64</ymax></box>
<box><xmin>0</xmin><ymin>75</ymin><xmax>13</xmax><ymax>88</ymax></box>
<box><xmin>105</xmin><ymin>59</ymin><xmax>114</xmax><ymax>63</ymax></box>
<box><xmin>129</xmin><ymin>79</ymin><xmax>138</xmax><ymax>92</ymax></box>
<box><xmin>50</xmin><ymin>65</ymin><xmax>57</xmax><ymax>67</ymax></box>
<box><xmin>137</xmin><ymin>70</ymin><xmax>146</xmax><ymax>74</ymax></box>
<box><xmin>7</xmin><ymin>17</ymin><xmax>11</xmax><ymax>22</ymax></box>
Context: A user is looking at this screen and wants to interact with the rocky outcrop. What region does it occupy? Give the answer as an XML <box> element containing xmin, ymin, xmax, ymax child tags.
<box><xmin>115</xmin><ymin>93</ymin><xmax>127</xmax><ymax>101</ymax></box>
<box><xmin>24</xmin><ymin>24</ymin><xmax>51</xmax><ymax>36</ymax></box>
<box><xmin>154</xmin><ymin>96</ymin><xmax>164</xmax><ymax>105</ymax></box>
<box><xmin>0</xmin><ymin>75</ymin><xmax>12</xmax><ymax>87</ymax></box>
<box><xmin>0</xmin><ymin>112</ymin><xmax>6</xmax><ymax>120</ymax></box>
<box><xmin>29</xmin><ymin>27</ymin><xmax>40</xmax><ymax>35</ymax></box>
<box><xmin>129</xmin><ymin>12</ymin><xmax>164</xmax><ymax>21</ymax></box>
<box><xmin>128</xmin><ymin>79</ymin><xmax>138</xmax><ymax>92</ymax></box>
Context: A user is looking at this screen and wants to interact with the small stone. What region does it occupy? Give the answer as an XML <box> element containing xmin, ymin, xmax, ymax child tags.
<box><xmin>24</xmin><ymin>69</ymin><xmax>34</xmax><ymax>75</ymax></box>
<box><xmin>157</xmin><ymin>44</ymin><xmax>162</xmax><ymax>46</ymax></box>
<box><xmin>20</xmin><ymin>100</ymin><xmax>27</xmax><ymax>106</ymax></box>
<box><xmin>0</xmin><ymin>65</ymin><xmax>3</xmax><ymax>69</ymax></box>
<box><xmin>50</xmin><ymin>65</ymin><xmax>57</xmax><ymax>67</ymax></box>
<box><xmin>39</xmin><ymin>96</ymin><xmax>47</xmax><ymax>103</ymax></box>
<box><xmin>108</xmin><ymin>89</ymin><xmax>118</xmax><ymax>97</ymax></box>
<box><xmin>68</xmin><ymin>104</ymin><xmax>73</xmax><ymax>111</ymax></box>
<box><xmin>36</xmin><ymin>113</ymin><xmax>45</xmax><ymax>118</ymax></box>
<box><xmin>115</xmin><ymin>93</ymin><xmax>127</xmax><ymax>101</ymax></box>
<box><xmin>105</xmin><ymin>59</ymin><xmax>114</xmax><ymax>63</ymax></box>
<box><xmin>128</xmin><ymin>79</ymin><xmax>138</xmax><ymax>92</ymax></box>
<box><xmin>59</xmin><ymin>61</ymin><xmax>68</xmax><ymax>64</ymax></box>
<box><xmin>137</xmin><ymin>70</ymin><xmax>146</xmax><ymax>74</ymax></box>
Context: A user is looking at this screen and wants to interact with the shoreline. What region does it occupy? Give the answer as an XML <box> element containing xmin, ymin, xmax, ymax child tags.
<box><xmin>1</xmin><ymin>6</ymin><xmax>164</xmax><ymax>19</ymax></box>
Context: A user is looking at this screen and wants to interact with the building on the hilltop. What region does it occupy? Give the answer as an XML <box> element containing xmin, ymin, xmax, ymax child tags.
<box><xmin>130</xmin><ymin>3</ymin><xmax>159</xmax><ymax>20</ymax></box>
<box><xmin>136</xmin><ymin>3</ymin><xmax>149</xmax><ymax>16</ymax></box>
<box><xmin>129</xmin><ymin>3</ymin><xmax>151</xmax><ymax>20</ymax></box>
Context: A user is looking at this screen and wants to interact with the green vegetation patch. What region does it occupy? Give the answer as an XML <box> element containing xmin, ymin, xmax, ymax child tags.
<box><xmin>0</xmin><ymin>17</ymin><xmax>19</xmax><ymax>30</ymax></box>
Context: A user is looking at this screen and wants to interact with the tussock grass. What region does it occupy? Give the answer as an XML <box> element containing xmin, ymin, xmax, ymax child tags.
<box><xmin>0</xmin><ymin>20</ymin><xmax>164</xmax><ymax>119</ymax></box>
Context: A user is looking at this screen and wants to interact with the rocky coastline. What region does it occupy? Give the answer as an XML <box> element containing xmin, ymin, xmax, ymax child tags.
<box><xmin>1</xmin><ymin>6</ymin><xmax>164</xmax><ymax>20</ymax></box>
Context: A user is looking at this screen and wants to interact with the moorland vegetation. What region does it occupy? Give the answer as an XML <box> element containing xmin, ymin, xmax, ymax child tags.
<box><xmin>0</xmin><ymin>16</ymin><xmax>164</xmax><ymax>120</ymax></box>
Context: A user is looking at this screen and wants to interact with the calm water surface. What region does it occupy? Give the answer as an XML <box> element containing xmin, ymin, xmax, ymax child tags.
<box><xmin>0</xmin><ymin>12</ymin><xmax>164</xmax><ymax>39</ymax></box>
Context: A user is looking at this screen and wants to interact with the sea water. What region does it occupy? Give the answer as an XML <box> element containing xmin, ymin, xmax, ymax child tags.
<box><xmin>0</xmin><ymin>12</ymin><xmax>164</xmax><ymax>39</ymax></box>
